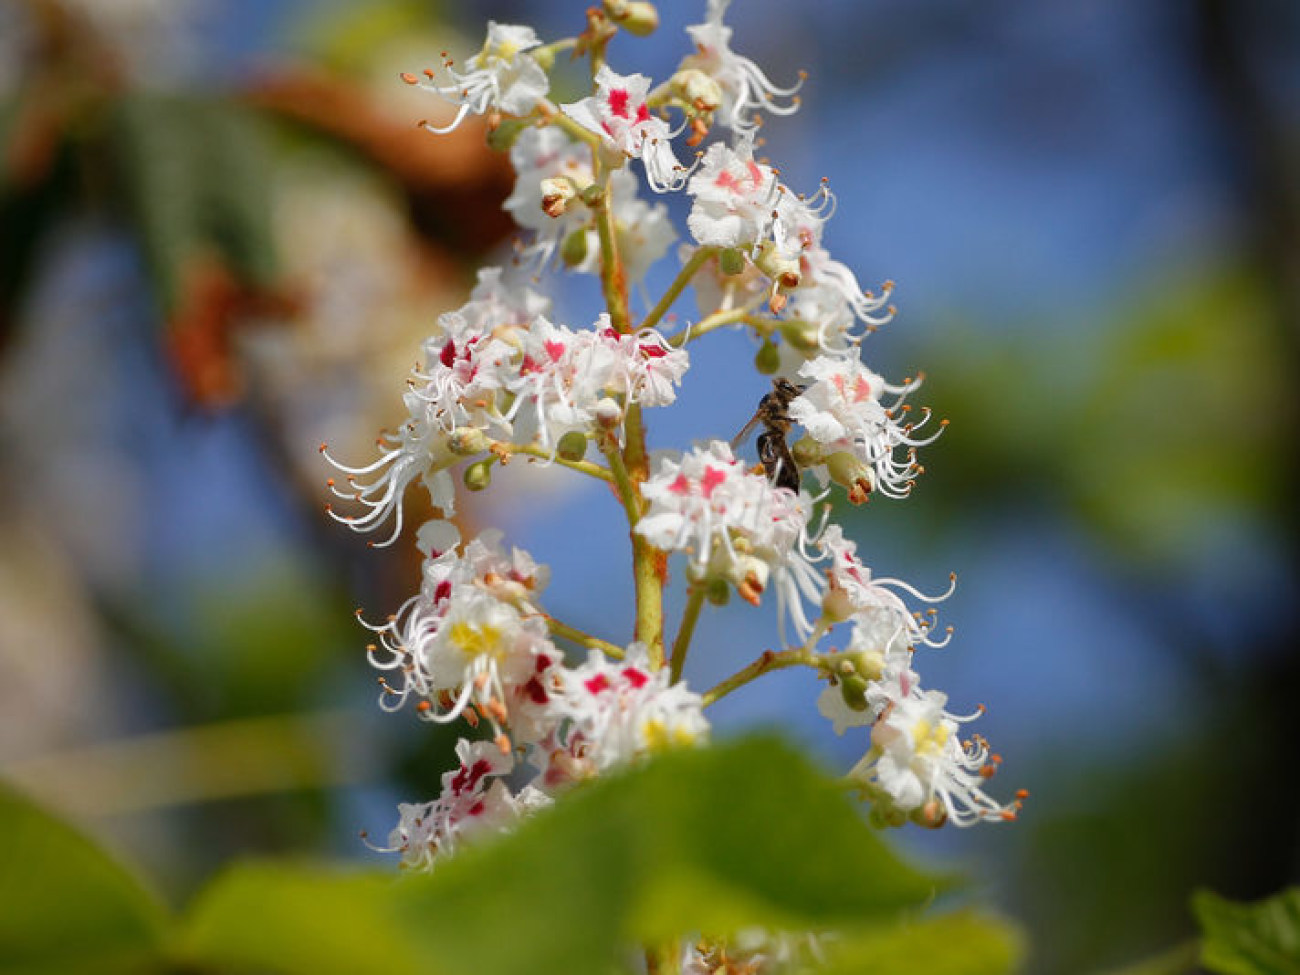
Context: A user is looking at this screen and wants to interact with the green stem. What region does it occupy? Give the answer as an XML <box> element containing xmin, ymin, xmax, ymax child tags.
<box><xmin>540</xmin><ymin>99</ymin><xmax>603</xmax><ymax>149</ymax></box>
<box><xmin>505</xmin><ymin>441</ymin><xmax>613</xmax><ymax>482</ymax></box>
<box><xmin>641</xmin><ymin>246</ymin><xmax>717</xmax><ymax>332</ymax></box>
<box><xmin>621</xmin><ymin>403</ymin><xmax>665</xmax><ymax>667</ymax></box>
<box><xmin>702</xmin><ymin>645</ymin><xmax>826</xmax><ymax>707</ymax></box>
<box><xmin>593</xmin><ymin>176</ymin><xmax>632</xmax><ymax>333</ymax></box>
<box><xmin>540</xmin><ymin>614</ymin><xmax>624</xmax><ymax>660</ymax></box>
<box><xmin>668</xmin><ymin>304</ymin><xmax>761</xmax><ymax>348</ymax></box>
<box><xmin>669</xmin><ymin>586</ymin><xmax>706</xmax><ymax>683</ymax></box>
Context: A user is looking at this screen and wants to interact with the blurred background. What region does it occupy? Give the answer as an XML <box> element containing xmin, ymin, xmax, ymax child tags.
<box><xmin>1</xmin><ymin>0</ymin><xmax>1297</xmax><ymax>971</ymax></box>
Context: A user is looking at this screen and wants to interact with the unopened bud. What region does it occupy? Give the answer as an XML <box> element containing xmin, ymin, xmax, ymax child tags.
<box><xmin>604</xmin><ymin>0</ymin><xmax>658</xmax><ymax>35</ymax></box>
<box><xmin>561</xmin><ymin>227</ymin><xmax>590</xmax><ymax>266</ymax></box>
<box><xmin>838</xmin><ymin>673</ymin><xmax>870</xmax><ymax>712</ymax></box>
<box><xmin>779</xmin><ymin>319</ymin><xmax>819</xmax><ymax>353</ymax></box>
<box><xmin>672</xmin><ymin>68</ymin><xmax>722</xmax><ymax>112</ymax></box>
<box><xmin>464</xmin><ymin>459</ymin><xmax>493</xmax><ymax>491</ymax></box>
<box><xmin>556</xmin><ymin>430</ymin><xmax>589</xmax><ymax>462</ymax></box>
<box><xmin>826</xmin><ymin>450</ymin><xmax>873</xmax><ymax>503</ymax></box>
<box><xmin>755</xmin><ymin>243</ymin><xmax>801</xmax><ymax>290</ymax></box>
<box><xmin>754</xmin><ymin>339</ymin><xmax>780</xmax><ymax>375</ymax></box>
<box><xmin>704</xmin><ymin>576</ymin><xmax>730</xmax><ymax>606</ymax></box>
<box><xmin>540</xmin><ymin>177</ymin><xmax>576</xmax><ymax>218</ymax></box>
<box><xmin>447</xmin><ymin>427</ymin><xmax>489</xmax><ymax>456</ymax></box>
<box><xmin>719</xmin><ymin>247</ymin><xmax>746</xmax><ymax>277</ymax></box>
<box><xmin>912</xmin><ymin>800</ymin><xmax>948</xmax><ymax>829</ymax></box>
<box><xmin>594</xmin><ymin>397</ymin><xmax>623</xmax><ymax>429</ymax></box>
<box><xmin>532</xmin><ymin>46</ymin><xmax>556</xmax><ymax>71</ymax></box>
<box><xmin>790</xmin><ymin>436</ymin><xmax>820</xmax><ymax>469</ymax></box>
<box><xmin>485</xmin><ymin>117</ymin><xmax>531</xmax><ymax>152</ymax></box>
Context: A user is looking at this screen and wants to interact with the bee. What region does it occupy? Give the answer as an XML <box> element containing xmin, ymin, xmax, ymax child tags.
<box><xmin>731</xmin><ymin>378</ymin><xmax>805</xmax><ymax>492</ymax></box>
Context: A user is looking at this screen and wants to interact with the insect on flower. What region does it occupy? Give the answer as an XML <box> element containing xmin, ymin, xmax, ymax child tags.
<box><xmin>730</xmin><ymin>377</ymin><xmax>805</xmax><ymax>492</ymax></box>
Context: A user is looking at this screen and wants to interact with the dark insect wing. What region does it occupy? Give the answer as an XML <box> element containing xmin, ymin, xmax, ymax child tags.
<box><xmin>731</xmin><ymin>377</ymin><xmax>806</xmax><ymax>492</ymax></box>
<box><xmin>729</xmin><ymin>410</ymin><xmax>765</xmax><ymax>451</ymax></box>
<box><xmin>757</xmin><ymin>430</ymin><xmax>801</xmax><ymax>492</ymax></box>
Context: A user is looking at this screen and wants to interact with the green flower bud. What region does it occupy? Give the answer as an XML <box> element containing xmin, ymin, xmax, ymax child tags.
<box><xmin>557</xmin><ymin>430</ymin><xmax>589</xmax><ymax>462</ymax></box>
<box><xmin>705</xmin><ymin>576</ymin><xmax>730</xmax><ymax>606</ymax></box>
<box><xmin>779</xmin><ymin>319</ymin><xmax>820</xmax><ymax>353</ymax></box>
<box><xmin>604</xmin><ymin>0</ymin><xmax>659</xmax><ymax>35</ymax></box>
<box><xmin>464</xmin><ymin>459</ymin><xmax>493</xmax><ymax>491</ymax></box>
<box><xmin>754</xmin><ymin>339</ymin><xmax>780</xmax><ymax>375</ymax></box>
<box><xmin>719</xmin><ymin>247</ymin><xmax>746</xmax><ymax>276</ymax></box>
<box><xmin>791</xmin><ymin>435</ymin><xmax>820</xmax><ymax>469</ymax></box>
<box><xmin>672</xmin><ymin>67</ymin><xmax>723</xmax><ymax>112</ymax></box>
<box><xmin>561</xmin><ymin>227</ymin><xmax>590</xmax><ymax>266</ymax></box>
<box><xmin>485</xmin><ymin>117</ymin><xmax>531</xmax><ymax>153</ymax></box>
<box><xmin>838</xmin><ymin>673</ymin><xmax>870</xmax><ymax>712</ymax></box>
<box><xmin>447</xmin><ymin>428</ymin><xmax>490</xmax><ymax>456</ymax></box>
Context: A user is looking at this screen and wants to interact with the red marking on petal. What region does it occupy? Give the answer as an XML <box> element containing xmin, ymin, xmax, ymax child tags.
<box><xmin>434</xmin><ymin>580</ymin><xmax>453</xmax><ymax>604</ymax></box>
<box><xmin>523</xmin><ymin>677</ymin><xmax>549</xmax><ymax>704</ymax></box>
<box><xmin>607</xmin><ymin>88</ymin><xmax>631</xmax><ymax>118</ymax></box>
<box><xmin>584</xmin><ymin>674</ymin><xmax>611</xmax><ymax>694</ymax></box>
<box><xmin>746</xmin><ymin>160</ymin><xmax>764</xmax><ymax>185</ymax></box>
<box><xmin>714</xmin><ymin>170</ymin><xmax>739</xmax><ymax>191</ymax></box>
<box><xmin>622</xmin><ymin>666</ymin><xmax>649</xmax><ymax>688</ymax></box>
<box><xmin>635</xmin><ymin>103</ymin><xmax>650</xmax><ymax>124</ymax></box>
<box><xmin>701</xmin><ymin>465</ymin><xmax>728</xmax><ymax>498</ymax></box>
<box><xmin>544</xmin><ymin>339</ymin><xmax>566</xmax><ymax>363</ymax></box>
<box><xmin>852</xmin><ymin>375</ymin><xmax>873</xmax><ymax>401</ymax></box>
<box><xmin>668</xmin><ymin>473</ymin><xmax>693</xmax><ymax>496</ymax></box>
<box><xmin>468</xmin><ymin>800</ymin><xmax>486</xmax><ymax>817</ymax></box>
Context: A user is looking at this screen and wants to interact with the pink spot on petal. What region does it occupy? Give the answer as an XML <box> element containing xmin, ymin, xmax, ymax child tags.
<box><xmin>544</xmin><ymin>339</ymin><xmax>566</xmax><ymax>363</ymax></box>
<box><xmin>668</xmin><ymin>473</ymin><xmax>693</xmax><ymax>496</ymax></box>
<box><xmin>607</xmin><ymin>88</ymin><xmax>631</xmax><ymax>118</ymax></box>
<box><xmin>701</xmin><ymin>465</ymin><xmax>728</xmax><ymax>498</ymax></box>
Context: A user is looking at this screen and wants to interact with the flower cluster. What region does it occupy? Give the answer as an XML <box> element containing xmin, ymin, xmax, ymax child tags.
<box><xmin>330</xmin><ymin>0</ymin><xmax>1020</xmax><ymax>920</ymax></box>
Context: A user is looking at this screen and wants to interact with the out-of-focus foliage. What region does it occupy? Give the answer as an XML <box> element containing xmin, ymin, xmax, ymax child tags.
<box><xmin>0</xmin><ymin>782</ymin><xmax>167</xmax><ymax>975</ymax></box>
<box><xmin>0</xmin><ymin>736</ymin><xmax>1023</xmax><ymax>975</ymax></box>
<box><xmin>924</xmin><ymin>269</ymin><xmax>1288</xmax><ymax>566</ymax></box>
<box><xmin>1195</xmin><ymin>888</ymin><xmax>1300</xmax><ymax>975</ymax></box>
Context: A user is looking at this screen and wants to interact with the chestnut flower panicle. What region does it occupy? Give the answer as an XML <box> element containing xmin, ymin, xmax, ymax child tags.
<box><xmin>330</xmin><ymin>0</ymin><xmax>1019</xmax><ymax>908</ymax></box>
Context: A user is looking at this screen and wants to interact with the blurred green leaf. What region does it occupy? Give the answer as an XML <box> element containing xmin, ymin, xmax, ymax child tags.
<box><xmin>0</xmin><ymin>783</ymin><xmax>167</xmax><ymax>974</ymax></box>
<box><xmin>110</xmin><ymin>94</ymin><xmax>277</xmax><ymax>314</ymax></box>
<box><xmin>181</xmin><ymin>864</ymin><xmax>415</xmax><ymax>975</ymax></box>
<box><xmin>1194</xmin><ymin>888</ymin><xmax>1300</xmax><ymax>975</ymax></box>
<box><xmin>816</xmin><ymin>910</ymin><xmax>1023</xmax><ymax>975</ymax></box>
<box><xmin>182</xmin><ymin>734</ymin><xmax>944</xmax><ymax>975</ymax></box>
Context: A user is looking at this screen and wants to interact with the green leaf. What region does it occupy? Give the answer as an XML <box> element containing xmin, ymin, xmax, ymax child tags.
<box><xmin>181</xmin><ymin>864</ymin><xmax>418</xmax><ymax>975</ymax></box>
<box><xmin>815</xmin><ymin>911</ymin><xmax>1024</xmax><ymax>975</ymax></box>
<box><xmin>1194</xmin><ymin>888</ymin><xmax>1300</xmax><ymax>975</ymax></box>
<box><xmin>110</xmin><ymin>94</ymin><xmax>278</xmax><ymax>315</ymax></box>
<box><xmin>111</xmin><ymin>94</ymin><xmax>204</xmax><ymax>312</ymax></box>
<box><xmin>181</xmin><ymin>735</ymin><xmax>944</xmax><ymax>975</ymax></box>
<box><xmin>0</xmin><ymin>782</ymin><xmax>168</xmax><ymax>974</ymax></box>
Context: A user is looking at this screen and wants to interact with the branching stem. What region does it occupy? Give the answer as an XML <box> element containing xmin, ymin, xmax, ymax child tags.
<box><xmin>539</xmin><ymin>614</ymin><xmax>624</xmax><ymax>659</ymax></box>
